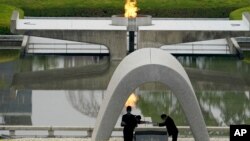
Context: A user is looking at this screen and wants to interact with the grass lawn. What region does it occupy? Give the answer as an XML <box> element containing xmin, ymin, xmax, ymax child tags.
<box><xmin>230</xmin><ymin>6</ymin><xmax>250</xmax><ymax>20</ymax></box>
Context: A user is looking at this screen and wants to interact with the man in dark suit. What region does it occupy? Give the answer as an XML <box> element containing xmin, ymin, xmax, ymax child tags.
<box><xmin>156</xmin><ymin>114</ymin><xmax>179</xmax><ymax>141</ymax></box>
<box><xmin>121</xmin><ymin>106</ymin><xmax>138</xmax><ymax>141</ymax></box>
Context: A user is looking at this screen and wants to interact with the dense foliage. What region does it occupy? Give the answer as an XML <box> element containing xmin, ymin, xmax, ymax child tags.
<box><xmin>0</xmin><ymin>0</ymin><xmax>250</xmax><ymax>34</ymax></box>
<box><xmin>0</xmin><ymin>4</ymin><xmax>24</xmax><ymax>34</ymax></box>
<box><xmin>230</xmin><ymin>6</ymin><xmax>250</xmax><ymax>20</ymax></box>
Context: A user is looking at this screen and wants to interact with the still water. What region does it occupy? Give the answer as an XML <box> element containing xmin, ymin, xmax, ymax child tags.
<box><xmin>0</xmin><ymin>53</ymin><xmax>250</xmax><ymax>128</ymax></box>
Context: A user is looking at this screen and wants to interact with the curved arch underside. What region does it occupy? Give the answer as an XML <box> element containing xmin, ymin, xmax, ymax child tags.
<box><xmin>92</xmin><ymin>48</ymin><xmax>209</xmax><ymax>141</ymax></box>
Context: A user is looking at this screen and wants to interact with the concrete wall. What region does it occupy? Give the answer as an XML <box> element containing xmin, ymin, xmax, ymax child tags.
<box><xmin>243</xmin><ymin>12</ymin><xmax>250</xmax><ymax>29</ymax></box>
<box><xmin>11</xmin><ymin>11</ymin><xmax>250</xmax><ymax>60</ymax></box>
<box><xmin>11</xmin><ymin>11</ymin><xmax>127</xmax><ymax>60</ymax></box>
<box><xmin>16</xmin><ymin>30</ymin><xmax>127</xmax><ymax>60</ymax></box>
<box><xmin>138</xmin><ymin>31</ymin><xmax>250</xmax><ymax>49</ymax></box>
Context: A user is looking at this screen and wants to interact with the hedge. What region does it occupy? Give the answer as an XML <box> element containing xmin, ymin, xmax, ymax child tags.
<box><xmin>1</xmin><ymin>0</ymin><xmax>250</xmax><ymax>34</ymax></box>
<box><xmin>0</xmin><ymin>4</ymin><xmax>24</xmax><ymax>34</ymax></box>
<box><xmin>230</xmin><ymin>7</ymin><xmax>250</xmax><ymax>20</ymax></box>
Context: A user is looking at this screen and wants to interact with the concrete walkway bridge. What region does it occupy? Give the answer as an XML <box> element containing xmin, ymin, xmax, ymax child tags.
<box><xmin>11</xmin><ymin>11</ymin><xmax>250</xmax><ymax>60</ymax></box>
<box><xmin>236</xmin><ymin>37</ymin><xmax>250</xmax><ymax>51</ymax></box>
<box><xmin>24</xmin><ymin>37</ymin><xmax>238</xmax><ymax>56</ymax></box>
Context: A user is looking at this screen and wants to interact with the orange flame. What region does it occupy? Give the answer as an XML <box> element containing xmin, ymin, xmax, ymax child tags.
<box><xmin>124</xmin><ymin>0</ymin><xmax>139</xmax><ymax>18</ymax></box>
<box><xmin>125</xmin><ymin>93</ymin><xmax>138</xmax><ymax>107</ymax></box>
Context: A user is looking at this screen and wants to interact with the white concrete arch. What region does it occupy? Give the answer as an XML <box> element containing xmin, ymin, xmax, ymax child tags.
<box><xmin>92</xmin><ymin>48</ymin><xmax>209</xmax><ymax>141</ymax></box>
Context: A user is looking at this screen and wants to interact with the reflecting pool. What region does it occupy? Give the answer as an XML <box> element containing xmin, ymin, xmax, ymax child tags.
<box><xmin>0</xmin><ymin>51</ymin><xmax>250</xmax><ymax>127</ymax></box>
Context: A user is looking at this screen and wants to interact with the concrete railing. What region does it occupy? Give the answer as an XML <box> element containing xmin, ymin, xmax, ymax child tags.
<box><xmin>0</xmin><ymin>126</ymin><xmax>94</xmax><ymax>137</ymax></box>
<box><xmin>0</xmin><ymin>35</ymin><xmax>23</xmax><ymax>48</ymax></box>
<box><xmin>161</xmin><ymin>43</ymin><xmax>231</xmax><ymax>55</ymax></box>
<box><xmin>26</xmin><ymin>43</ymin><xmax>109</xmax><ymax>54</ymax></box>
<box><xmin>235</xmin><ymin>37</ymin><xmax>250</xmax><ymax>43</ymax></box>
<box><xmin>0</xmin><ymin>35</ymin><xmax>23</xmax><ymax>41</ymax></box>
<box><xmin>0</xmin><ymin>126</ymin><xmax>229</xmax><ymax>138</ymax></box>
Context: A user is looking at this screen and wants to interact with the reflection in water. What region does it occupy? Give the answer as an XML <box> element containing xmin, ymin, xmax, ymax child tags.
<box><xmin>66</xmin><ymin>91</ymin><xmax>104</xmax><ymax>118</ymax></box>
<box><xmin>0</xmin><ymin>90</ymin><xmax>32</xmax><ymax>125</ymax></box>
<box><xmin>1</xmin><ymin>53</ymin><xmax>250</xmax><ymax>127</ymax></box>
<box><xmin>32</xmin><ymin>90</ymin><xmax>96</xmax><ymax>126</ymax></box>
<box><xmin>198</xmin><ymin>91</ymin><xmax>250</xmax><ymax>126</ymax></box>
<box><xmin>0</xmin><ymin>60</ymin><xmax>32</xmax><ymax>125</ymax></box>
<box><xmin>137</xmin><ymin>82</ymin><xmax>250</xmax><ymax>126</ymax></box>
<box><xmin>28</xmin><ymin>55</ymin><xmax>107</xmax><ymax>72</ymax></box>
<box><xmin>137</xmin><ymin>83</ymin><xmax>187</xmax><ymax>125</ymax></box>
<box><xmin>177</xmin><ymin>56</ymin><xmax>250</xmax><ymax>73</ymax></box>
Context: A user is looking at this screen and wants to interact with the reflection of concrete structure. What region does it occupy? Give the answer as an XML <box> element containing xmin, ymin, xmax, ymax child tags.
<box><xmin>0</xmin><ymin>90</ymin><xmax>32</xmax><ymax>115</ymax></box>
<box><xmin>11</xmin><ymin>60</ymin><xmax>113</xmax><ymax>90</ymax></box>
<box><xmin>11</xmin><ymin>60</ymin><xmax>250</xmax><ymax>91</ymax></box>
<box><xmin>66</xmin><ymin>90</ymin><xmax>103</xmax><ymax>117</ymax></box>
<box><xmin>92</xmin><ymin>48</ymin><xmax>209</xmax><ymax>141</ymax></box>
<box><xmin>0</xmin><ymin>90</ymin><xmax>32</xmax><ymax>125</ymax></box>
<box><xmin>11</xmin><ymin>11</ymin><xmax>250</xmax><ymax>60</ymax></box>
<box><xmin>0</xmin><ymin>61</ymin><xmax>32</xmax><ymax>125</ymax></box>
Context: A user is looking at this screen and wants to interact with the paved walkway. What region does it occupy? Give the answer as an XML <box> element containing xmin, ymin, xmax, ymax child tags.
<box><xmin>4</xmin><ymin>137</ymin><xmax>229</xmax><ymax>141</ymax></box>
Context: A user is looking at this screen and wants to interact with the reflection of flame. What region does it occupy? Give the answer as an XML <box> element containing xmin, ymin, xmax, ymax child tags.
<box><xmin>125</xmin><ymin>93</ymin><xmax>138</xmax><ymax>107</ymax></box>
<box><xmin>124</xmin><ymin>0</ymin><xmax>139</xmax><ymax>18</ymax></box>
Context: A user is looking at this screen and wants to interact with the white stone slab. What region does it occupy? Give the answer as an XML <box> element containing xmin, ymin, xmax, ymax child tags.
<box><xmin>16</xmin><ymin>18</ymin><xmax>249</xmax><ymax>31</ymax></box>
<box><xmin>140</xmin><ymin>20</ymin><xmax>249</xmax><ymax>31</ymax></box>
<box><xmin>17</xmin><ymin>19</ymin><xmax>127</xmax><ymax>30</ymax></box>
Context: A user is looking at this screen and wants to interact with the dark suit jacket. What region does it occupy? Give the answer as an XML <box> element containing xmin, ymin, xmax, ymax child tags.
<box><xmin>159</xmin><ymin>116</ymin><xmax>178</xmax><ymax>136</ymax></box>
<box><xmin>121</xmin><ymin>113</ymin><xmax>137</xmax><ymax>132</ymax></box>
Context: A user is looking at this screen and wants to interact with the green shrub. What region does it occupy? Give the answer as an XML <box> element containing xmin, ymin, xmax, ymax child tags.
<box><xmin>0</xmin><ymin>0</ymin><xmax>250</xmax><ymax>34</ymax></box>
<box><xmin>0</xmin><ymin>4</ymin><xmax>24</xmax><ymax>34</ymax></box>
<box><xmin>0</xmin><ymin>0</ymin><xmax>250</xmax><ymax>18</ymax></box>
<box><xmin>230</xmin><ymin>7</ymin><xmax>250</xmax><ymax>20</ymax></box>
<box><xmin>140</xmin><ymin>7</ymin><xmax>237</xmax><ymax>18</ymax></box>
